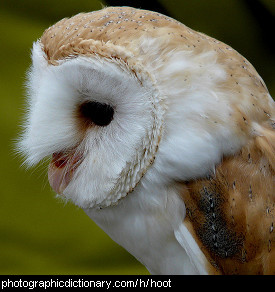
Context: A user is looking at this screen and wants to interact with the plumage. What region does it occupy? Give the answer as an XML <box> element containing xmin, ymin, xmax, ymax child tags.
<box><xmin>19</xmin><ymin>6</ymin><xmax>274</xmax><ymax>274</ymax></box>
<box><xmin>180</xmin><ymin>137</ymin><xmax>275</xmax><ymax>274</ymax></box>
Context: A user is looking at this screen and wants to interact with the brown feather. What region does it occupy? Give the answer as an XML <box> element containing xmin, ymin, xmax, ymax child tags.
<box><xmin>180</xmin><ymin>130</ymin><xmax>275</xmax><ymax>274</ymax></box>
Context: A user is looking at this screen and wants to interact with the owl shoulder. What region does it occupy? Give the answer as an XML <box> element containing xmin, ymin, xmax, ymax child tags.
<box><xmin>178</xmin><ymin>121</ymin><xmax>275</xmax><ymax>274</ymax></box>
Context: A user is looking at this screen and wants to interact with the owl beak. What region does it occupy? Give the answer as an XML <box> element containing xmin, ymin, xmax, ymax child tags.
<box><xmin>48</xmin><ymin>152</ymin><xmax>82</xmax><ymax>195</ymax></box>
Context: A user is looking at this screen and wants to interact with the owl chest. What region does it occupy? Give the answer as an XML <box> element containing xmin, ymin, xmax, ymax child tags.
<box><xmin>83</xmin><ymin>188</ymin><xmax>197</xmax><ymax>274</ymax></box>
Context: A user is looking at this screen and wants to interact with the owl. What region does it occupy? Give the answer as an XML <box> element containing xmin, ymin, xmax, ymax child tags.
<box><xmin>19</xmin><ymin>6</ymin><xmax>275</xmax><ymax>275</ymax></box>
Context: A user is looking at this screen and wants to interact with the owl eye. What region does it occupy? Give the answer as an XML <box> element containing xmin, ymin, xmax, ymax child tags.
<box><xmin>78</xmin><ymin>101</ymin><xmax>114</xmax><ymax>127</ymax></box>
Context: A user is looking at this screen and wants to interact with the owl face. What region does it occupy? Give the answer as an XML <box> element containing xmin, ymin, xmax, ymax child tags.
<box><xmin>19</xmin><ymin>7</ymin><xmax>251</xmax><ymax>209</ymax></box>
<box><xmin>19</xmin><ymin>42</ymin><xmax>165</xmax><ymax>208</ymax></box>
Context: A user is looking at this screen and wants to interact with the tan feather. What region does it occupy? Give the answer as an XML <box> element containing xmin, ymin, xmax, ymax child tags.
<box><xmin>40</xmin><ymin>7</ymin><xmax>273</xmax><ymax>138</ymax></box>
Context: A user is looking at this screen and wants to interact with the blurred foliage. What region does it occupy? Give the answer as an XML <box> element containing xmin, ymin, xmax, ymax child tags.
<box><xmin>0</xmin><ymin>0</ymin><xmax>274</xmax><ymax>275</ymax></box>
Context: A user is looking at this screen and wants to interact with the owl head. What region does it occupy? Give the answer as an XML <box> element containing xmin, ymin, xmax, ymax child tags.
<box><xmin>19</xmin><ymin>7</ymin><xmax>251</xmax><ymax>209</ymax></box>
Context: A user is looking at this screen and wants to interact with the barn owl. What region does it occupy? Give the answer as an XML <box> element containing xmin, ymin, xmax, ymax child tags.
<box><xmin>18</xmin><ymin>6</ymin><xmax>275</xmax><ymax>275</ymax></box>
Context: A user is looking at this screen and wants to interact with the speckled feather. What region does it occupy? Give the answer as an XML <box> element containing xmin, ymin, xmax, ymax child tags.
<box><xmin>32</xmin><ymin>7</ymin><xmax>275</xmax><ymax>274</ymax></box>
<box><xmin>41</xmin><ymin>6</ymin><xmax>273</xmax><ymax>127</ymax></box>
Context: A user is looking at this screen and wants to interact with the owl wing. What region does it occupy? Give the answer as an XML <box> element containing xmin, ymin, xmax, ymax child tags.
<box><xmin>175</xmin><ymin>122</ymin><xmax>275</xmax><ymax>275</ymax></box>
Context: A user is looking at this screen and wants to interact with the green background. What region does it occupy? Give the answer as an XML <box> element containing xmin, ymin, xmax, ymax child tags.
<box><xmin>0</xmin><ymin>0</ymin><xmax>274</xmax><ymax>275</ymax></box>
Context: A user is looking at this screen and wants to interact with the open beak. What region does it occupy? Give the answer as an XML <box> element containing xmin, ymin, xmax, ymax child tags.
<box><xmin>48</xmin><ymin>151</ymin><xmax>82</xmax><ymax>195</ymax></box>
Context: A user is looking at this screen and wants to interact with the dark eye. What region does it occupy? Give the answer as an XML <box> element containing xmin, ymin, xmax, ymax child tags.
<box><xmin>78</xmin><ymin>101</ymin><xmax>114</xmax><ymax>127</ymax></box>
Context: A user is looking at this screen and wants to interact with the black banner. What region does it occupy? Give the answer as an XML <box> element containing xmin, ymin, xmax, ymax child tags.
<box><xmin>0</xmin><ymin>275</ymin><xmax>268</xmax><ymax>290</ymax></box>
